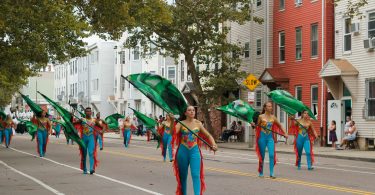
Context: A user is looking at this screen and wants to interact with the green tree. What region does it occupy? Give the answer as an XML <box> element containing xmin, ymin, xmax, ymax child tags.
<box><xmin>78</xmin><ymin>0</ymin><xmax>262</xmax><ymax>137</ymax></box>
<box><xmin>0</xmin><ymin>0</ymin><xmax>89</xmax><ymax>107</ymax></box>
<box><xmin>335</xmin><ymin>0</ymin><xmax>368</xmax><ymax>18</ymax></box>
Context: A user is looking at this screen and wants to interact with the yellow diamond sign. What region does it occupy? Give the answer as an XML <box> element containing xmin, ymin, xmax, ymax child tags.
<box><xmin>243</xmin><ymin>74</ymin><xmax>260</xmax><ymax>91</ymax></box>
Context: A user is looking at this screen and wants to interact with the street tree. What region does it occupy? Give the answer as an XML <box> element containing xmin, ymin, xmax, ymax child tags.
<box><xmin>0</xmin><ymin>0</ymin><xmax>89</xmax><ymax>107</ymax></box>
<box><xmin>77</xmin><ymin>0</ymin><xmax>263</xmax><ymax>137</ymax></box>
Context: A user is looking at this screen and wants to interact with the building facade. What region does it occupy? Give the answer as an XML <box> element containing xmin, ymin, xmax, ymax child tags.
<box><xmin>320</xmin><ymin>1</ymin><xmax>375</xmax><ymax>149</ymax></box>
<box><xmin>260</xmin><ymin>0</ymin><xmax>334</xmax><ymax>144</ymax></box>
<box><xmin>54</xmin><ymin>42</ymin><xmax>116</xmax><ymax>117</ymax></box>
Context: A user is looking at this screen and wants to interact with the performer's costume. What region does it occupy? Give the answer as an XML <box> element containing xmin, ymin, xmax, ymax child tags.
<box><xmin>173</xmin><ymin>126</ymin><xmax>211</xmax><ymax>195</ymax></box>
<box><xmin>95</xmin><ymin>119</ymin><xmax>106</xmax><ymax>150</ymax></box>
<box><xmin>53</xmin><ymin>122</ymin><xmax>61</xmax><ymax>138</ymax></box>
<box><xmin>122</xmin><ymin>127</ymin><xmax>132</xmax><ymax>148</ymax></box>
<box><xmin>255</xmin><ymin>119</ymin><xmax>283</xmax><ymax>177</ymax></box>
<box><xmin>0</xmin><ymin>121</ymin><xmax>4</xmax><ymax>144</ymax></box>
<box><xmin>158</xmin><ymin>124</ymin><xmax>174</xmax><ymax>161</ymax></box>
<box><xmin>290</xmin><ymin>121</ymin><xmax>315</xmax><ymax>170</ymax></box>
<box><xmin>75</xmin><ymin>118</ymin><xmax>99</xmax><ymax>174</ymax></box>
<box><xmin>31</xmin><ymin>118</ymin><xmax>51</xmax><ymax>157</ymax></box>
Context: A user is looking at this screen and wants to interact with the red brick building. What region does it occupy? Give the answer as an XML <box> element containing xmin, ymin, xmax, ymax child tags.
<box><xmin>259</xmin><ymin>0</ymin><xmax>334</xmax><ymax>142</ymax></box>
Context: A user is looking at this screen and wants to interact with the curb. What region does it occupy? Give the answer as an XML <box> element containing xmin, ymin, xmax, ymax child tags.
<box><xmin>218</xmin><ymin>145</ymin><xmax>375</xmax><ymax>163</ymax></box>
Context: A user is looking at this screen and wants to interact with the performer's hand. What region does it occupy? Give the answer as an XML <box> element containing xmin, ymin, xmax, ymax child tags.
<box><xmin>289</xmin><ymin>115</ymin><xmax>295</xmax><ymax>120</ymax></box>
<box><xmin>212</xmin><ymin>143</ymin><xmax>218</xmax><ymax>151</ymax></box>
<box><xmin>284</xmin><ymin>134</ymin><xmax>289</xmax><ymax>139</ymax></box>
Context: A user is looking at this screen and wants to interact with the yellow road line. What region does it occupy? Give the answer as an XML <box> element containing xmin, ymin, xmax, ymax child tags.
<box><xmin>50</xmin><ymin>140</ymin><xmax>375</xmax><ymax>195</ymax></box>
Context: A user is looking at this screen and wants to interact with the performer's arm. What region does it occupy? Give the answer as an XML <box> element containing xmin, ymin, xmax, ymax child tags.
<box><xmin>309</xmin><ymin>121</ymin><xmax>318</xmax><ymax>139</ymax></box>
<box><xmin>198</xmin><ymin>121</ymin><xmax>218</xmax><ymax>151</ymax></box>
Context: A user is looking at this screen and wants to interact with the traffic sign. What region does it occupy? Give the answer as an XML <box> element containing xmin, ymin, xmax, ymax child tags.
<box><xmin>243</xmin><ymin>74</ymin><xmax>260</xmax><ymax>91</ymax></box>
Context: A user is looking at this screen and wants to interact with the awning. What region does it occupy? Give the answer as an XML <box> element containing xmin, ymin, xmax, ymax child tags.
<box><xmin>320</xmin><ymin>59</ymin><xmax>359</xmax><ymax>100</ymax></box>
<box><xmin>259</xmin><ymin>68</ymin><xmax>289</xmax><ymax>90</ymax></box>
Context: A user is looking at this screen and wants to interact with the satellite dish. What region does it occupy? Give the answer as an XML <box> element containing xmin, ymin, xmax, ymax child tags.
<box><xmin>57</xmin><ymin>95</ymin><xmax>63</xmax><ymax>101</ymax></box>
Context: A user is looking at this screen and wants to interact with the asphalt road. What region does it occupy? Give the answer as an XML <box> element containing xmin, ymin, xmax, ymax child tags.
<box><xmin>1</xmin><ymin>134</ymin><xmax>375</xmax><ymax>195</ymax></box>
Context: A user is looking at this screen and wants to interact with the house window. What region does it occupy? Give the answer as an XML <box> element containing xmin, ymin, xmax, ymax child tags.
<box><xmin>279</xmin><ymin>31</ymin><xmax>285</xmax><ymax>63</ymax></box>
<box><xmin>121</xmin><ymin>78</ymin><xmax>125</xmax><ymax>91</ymax></box>
<box><xmin>311</xmin><ymin>24</ymin><xmax>318</xmax><ymax>57</ymax></box>
<box><xmin>296</xmin><ymin>27</ymin><xmax>302</xmax><ymax>60</ymax></box>
<box><xmin>114</xmin><ymin>79</ymin><xmax>117</xmax><ymax>93</ymax></box>
<box><xmin>311</xmin><ymin>85</ymin><xmax>318</xmax><ymax>118</ymax></box>
<box><xmin>295</xmin><ymin>0</ymin><xmax>302</xmax><ymax>5</ymax></box>
<box><xmin>256</xmin><ymin>90</ymin><xmax>262</xmax><ymax>107</ymax></box>
<box><xmin>366</xmin><ymin>78</ymin><xmax>375</xmax><ymax>118</ymax></box>
<box><xmin>257</xmin><ymin>0</ymin><xmax>262</xmax><ymax>7</ymax></box>
<box><xmin>344</xmin><ymin>18</ymin><xmax>352</xmax><ymax>51</ymax></box>
<box><xmin>133</xmin><ymin>46</ymin><xmax>140</xmax><ymax>60</ymax></box>
<box><xmin>161</xmin><ymin>67</ymin><xmax>165</xmax><ymax>77</ymax></box>
<box><xmin>368</xmin><ymin>12</ymin><xmax>375</xmax><ymax>38</ymax></box>
<box><xmin>244</xmin><ymin>42</ymin><xmax>250</xmax><ymax>58</ymax></box>
<box><xmin>295</xmin><ymin>86</ymin><xmax>302</xmax><ymax>117</ymax></box>
<box><xmin>120</xmin><ymin>51</ymin><xmax>126</xmax><ymax>64</ymax></box>
<box><xmin>256</xmin><ymin>39</ymin><xmax>262</xmax><ymax>57</ymax></box>
<box><xmin>181</xmin><ymin>60</ymin><xmax>185</xmax><ymax>81</ymax></box>
<box><xmin>167</xmin><ymin>66</ymin><xmax>176</xmax><ymax>84</ymax></box>
<box><xmin>279</xmin><ymin>0</ymin><xmax>285</xmax><ymax>10</ymax></box>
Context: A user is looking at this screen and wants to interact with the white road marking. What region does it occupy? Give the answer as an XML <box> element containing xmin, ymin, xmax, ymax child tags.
<box><xmin>7</xmin><ymin>146</ymin><xmax>163</xmax><ymax>195</ymax></box>
<box><xmin>0</xmin><ymin>160</ymin><xmax>65</xmax><ymax>195</ymax></box>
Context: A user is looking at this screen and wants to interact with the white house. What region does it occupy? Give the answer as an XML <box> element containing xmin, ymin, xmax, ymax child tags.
<box><xmin>320</xmin><ymin>1</ymin><xmax>375</xmax><ymax>149</ymax></box>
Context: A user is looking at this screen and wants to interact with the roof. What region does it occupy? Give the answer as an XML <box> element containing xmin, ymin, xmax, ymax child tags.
<box><xmin>320</xmin><ymin>59</ymin><xmax>359</xmax><ymax>77</ymax></box>
<box><xmin>259</xmin><ymin>67</ymin><xmax>289</xmax><ymax>83</ymax></box>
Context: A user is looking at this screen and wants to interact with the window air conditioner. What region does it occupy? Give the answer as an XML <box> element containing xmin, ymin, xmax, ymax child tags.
<box><xmin>351</xmin><ymin>23</ymin><xmax>360</xmax><ymax>35</ymax></box>
<box><xmin>364</xmin><ymin>38</ymin><xmax>375</xmax><ymax>50</ymax></box>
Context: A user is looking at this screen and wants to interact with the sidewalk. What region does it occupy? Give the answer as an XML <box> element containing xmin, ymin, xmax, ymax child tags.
<box><xmin>104</xmin><ymin>133</ymin><xmax>375</xmax><ymax>162</ymax></box>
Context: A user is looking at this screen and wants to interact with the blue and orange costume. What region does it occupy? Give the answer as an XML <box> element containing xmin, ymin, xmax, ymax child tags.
<box><xmin>158</xmin><ymin>123</ymin><xmax>174</xmax><ymax>162</ymax></box>
<box><xmin>0</xmin><ymin>119</ymin><xmax>5</xmax><ymax>145</ymax></box>
<box><xmin>53</xmin><ymin>122</ymin><xmax>62</xmax><ymax>138</ymax></box>
<box><xmin>96</xmin><ymin>119</ymin><xmax>106</xmax><ymax>150</ymax></box>
<box><xmin>32</xmin><ymin>117</ymin><xmax>51</xmax><ymax>157</ymax></box>
<box><xmin>75</xmin><ymin>118</ymin><xmax>100</xmax><ymax>174</ymax></box>
<box><xmin>173</xmin><ymin>126</ymin><xmax>212</xmax><ymax>195</ymax></box>
<box><xmin>121</xmin><ymin>124</ymin><xmax>136</xmax><ymax>148</ymax></box>
<box><xmin>290</xmin><ymin>121</ymin><xmax>315</xmax><ymax>170</ymax></box>
<box><xmin>255</xmin><ymin>118</ymin><xmax>283</xmax><ymax>177</ymax></box>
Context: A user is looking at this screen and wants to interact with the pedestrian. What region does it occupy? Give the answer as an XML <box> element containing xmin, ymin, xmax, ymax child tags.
<box><xmin>344</xmin><ymin>116</ymin><xmax>351</xmax><ymax>136</ymax></box>
<box><xmin>253</xmin><ymin>102</ymin><xmax>288</xmax><ymax>178</ymax></box>
<box><xmin>173</xmin><ymin>106</ymin><xmax>217</xmax><ymax>195</ymax></box>
<box><xmin>158</xmin><ymin>113</ymin><xmax>174</xmax><ymax>162</ymax></box>
<box><xmin>31</xmin><ymin>111</ymin><xmax>52</xmax><ymax>157</ymax></box>
<box><xmin>221</xmin><ymin>121</ymin><xmax>237</xmax><ymax>142</ymax></box>
<box><xmin>338</xmin><ymin>121</ymin><xmax>357</xmax><ymax>149</ymax></box>
<box><xmin>328</xmin><ymin>120</ymin><xmax>337</xmax><ymax>149</ymax></box>
<box><xmin>290</xmin><ymin>110</ymin><xmax>318</xmax><ymax>170</ymax></box>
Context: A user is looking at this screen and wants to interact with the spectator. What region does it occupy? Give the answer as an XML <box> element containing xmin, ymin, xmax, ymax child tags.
<box><xmin>235</xmin><ymin>121</ymin><xmax>245</xmax><ymax>142</ymax></box>
<box><xmin>328</xmin><ymin>120</ymin><xmax>337</xmax><ymax>149</ymax></box>
<box><xmin>344</xmin><ymin>116</ymin><xmax>351</xmax><ymax>136</ymax></box>
<box><xmin>337</xmin><ymin>121</ymin><xmax>357</xmax><ymax>149</ymax></box>
<box><xmin>221</xmin><ymin>121</ymin><xmax>237</xmax><ymax>142</ymax></box>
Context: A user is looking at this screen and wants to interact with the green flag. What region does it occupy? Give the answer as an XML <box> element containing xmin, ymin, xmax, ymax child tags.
<box><xmin>267</xmin><ymin>90</ymin><xmax>316</xmax><ymax>120</ymax></box>
<box><xmin>105</xmin><ymin>113</ymin><xmax>125</xmax><ymax>130</ymax></box>
<box><xmin>37</xmin><ymin>91</ymin><xmax>86</xmax><ymax>149</ymax></box>
<box><xmin>129</xmin><ymin>107</ymin><xmax>160</xmax><ymax>148</ymax></box>
<box><xmin>19</xmin><ymin>92</ymin><xmax>46</xmax><ymax>117</ymax></box>
<box><xmin>123</xmin><ymin>73</ymin><xmax>188</xmax><ymax>116</ymax></box>
<box><xmin>17</xmin><ymin>118</ymin><xmax>38</xmax><ymax>141</ymax></box>
<box><xmin>216</xmin><ymin>99</ymin><xmax>256</xmax><ymax>123</ymax></box>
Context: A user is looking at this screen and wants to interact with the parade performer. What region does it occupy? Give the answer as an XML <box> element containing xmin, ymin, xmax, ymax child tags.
<box><xmin>120</xmin><ymin>116</ymin><xmax>136</xmax><ymax>148</ymax></box>
<box><xmin>3</xmin><ymin>115</ymin><xmax>15</xmax><ymax>148</ymax></box>
<box><xmin>31</xmin><ymin>111</ymin><xmax>52</xmax><ymax>156</ymax></box>
<box><xmin>0</xmin><ymin>116</ymin><xmax>5</xmax><ymax>145</ymax></box>
<box><xmin>255</xmin><ymin>102</ymin><xmax>288</xmax><ymax>178</ymax></box>
<box><xmin>173</xmin><ymin>106</ymin><xmax>217</xmax><ymax>195</ymax></box>
<box><xmin>95</xmin><ymin>112</ymin><xmax>106</xmax><ymax>150</ymax></box>
<box><xmin>290</xmin><ymin>110</ymin><xmax>318</xmax><ymax>170</ymax></box>
<box><xmin>53</xmin><ymin>116</ymin><xmax>62</xmax><ymax>138</ymax></box>
<box><xmin>158</xmin><ymin>114</ymin><xmax>175</xmax><ymax>162</ymax></box>
<box><xmin>73</xmin><ymin>107</ymin><xmax>103</xmax><ymax>174</ymax></box>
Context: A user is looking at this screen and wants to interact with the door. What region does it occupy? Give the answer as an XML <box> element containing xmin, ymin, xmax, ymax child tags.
<box><xmin>327</xmin><ymin>100</ymin><xmax>343</xmax><ymax>145</ymax></box>
<box><xmin>276</xmin><ymin>105</ymin><xmax>287</xmax><ymax>142</ymax></box>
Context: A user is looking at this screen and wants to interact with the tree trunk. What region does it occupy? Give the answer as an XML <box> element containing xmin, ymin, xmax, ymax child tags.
<box><xmin>185</xmin><ymin>54</ymin><xmax>217</xmax><ymax>139</ymax></box>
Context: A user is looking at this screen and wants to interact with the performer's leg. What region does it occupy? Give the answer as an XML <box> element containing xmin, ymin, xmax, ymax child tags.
<box><xmin>5</xmin><ymin>129</ymin><xmax>11</xmax><ymax>147</ymax></box>
<box><xmin>266</xmin><ymin>135</ymin><xmax>275</xmax><ymax>177</ymax></box>
<box><xmin>190</xmin><ymin>146</ymin><xmax>201</xmax><ymax>195</ymax></box>
<box><xmin>42</xmin><ymin>130</ymin><xmax>48</xmax><ymax>156</ymax></box>
<box><xmin>82</xmin><ymin>136</ymin><xmax>89</xmax><ymax>173</ymax></box>
<box><xmin>123</xmin><ymin>130</ymin><xmax>127</xmax><ymax>148</ymax></box>
<box><xmin>303</xmin><ymin>136</ymin><xmax>313</xmax><ymax>170</ymax></box>
<box><xmin>257</xmin><ymin>132</ymin><xmax>267</xmax><ymax>176</ymax></box>
<box><xmin>125</xmin><ymin>130</ymin><xmax>131</xmax><ymax>147</ymax></box>
<box><xmin>98</xmin><ymin>134</ymin><xmax>103</xmax><ymax>150</ymax></box>
<box><xmin>87</xmin><ymin>135</ymin><xmax>95</xmax><ymax>172</ymax></box>
<box><xmin>296</xmin><ymin>134</ymin><xmax>304</xmax><ymax>169</ymax></box>
<box><xmin>167</xmin><ymin>134</ymin><xmax>173</xmax><ymax>161</ymax></box>
<box><xmin>37</xmin><ymin>130</ymin><xmax>44</xmax><ymax>156</ymax></box>
<box><xmin>177</xmin><ymin>145</ymin><xmax>189</xmax><ymax>195</ymax></box>
<box><xmin>162</xmin><ymin>134</ymin><xmax>168</xmax><ymax>161</ymax></box>
<box><xmin>0</xmin><ymin>130</ymin><xmax>3</xmax><ymax>144</ymax></box>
